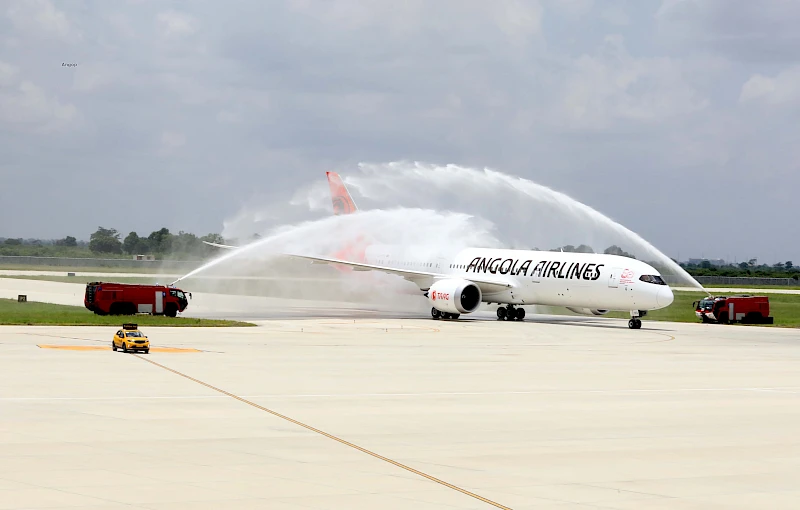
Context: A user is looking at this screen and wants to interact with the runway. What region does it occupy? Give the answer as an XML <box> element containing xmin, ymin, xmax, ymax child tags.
<box><xmin>3</xmin><ymin>321</ymin><xmax>800</xmax><ymax>507</ymax></box>
<box><xmin>3</xmin><ymin>277</ymin><xmax>800</xmax><ymax>508</ymax></box>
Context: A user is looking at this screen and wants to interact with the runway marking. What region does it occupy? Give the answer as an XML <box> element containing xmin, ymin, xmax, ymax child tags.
<box><xmin>133</xmin><ymin>354</ymin><xmax>512</xmax><ymax>510</ymax></box>
<box><xmin>6</xmin><ymin>386</ymin><xmax>800</xmax><ymax>402</ymax></box>
<box><xmin>37</xmin><ymin>345</ymin><xmax>200</xmax><ymax>353</ymax></box>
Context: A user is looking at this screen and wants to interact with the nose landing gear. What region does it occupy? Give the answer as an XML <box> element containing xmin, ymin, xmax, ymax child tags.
<box><xmin>628</xmin><ymin>310</ymin><xmax>645</xmax><ymax>329</ymax></box>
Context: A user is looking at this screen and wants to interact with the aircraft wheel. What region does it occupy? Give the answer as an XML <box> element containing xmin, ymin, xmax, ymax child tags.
<box><xmin>516</xmin><ymin>308</ymin><xmax>525</xmax><ymax>321</ymax></box>
<box><xmin>628</xmin><ymin>319</ymin><xmax>636</xmax><ymax>329</ymax></box>
<box><xmin>496</xmin><ymin>307</ymin><xmax>506</xmax><ymax>320</ymax></box>
<box><xmin>451</xmin><ymin>313</ymin><xmax>460</xmax><ymax>320</ymax></box>
<box><xmin>431</xmin><ymin>307</ymin><xmax>441</xmax><ymax>320</ymax></box>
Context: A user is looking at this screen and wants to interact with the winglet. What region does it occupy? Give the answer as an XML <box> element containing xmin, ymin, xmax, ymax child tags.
<box><xmin>326</xmin><ymin>171</ymin><xmax>358</xmax><ymax>215</ymax></box>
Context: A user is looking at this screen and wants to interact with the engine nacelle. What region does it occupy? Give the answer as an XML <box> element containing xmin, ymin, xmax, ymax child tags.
<box><xmin>566</xmin><ymin>307</ymin><xmax>609</xmax><ymax>316</ymax></box>
<box><xmin>428</xmin><ymin>279</ymin><xmax>482</xmax><ymax>315</ymax></box>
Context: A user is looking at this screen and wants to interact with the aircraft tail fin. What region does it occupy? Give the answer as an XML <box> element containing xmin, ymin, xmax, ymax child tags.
<box><xmin>326</xmin><ymin>171</ymin><xmax>358</xmax><ymax>215</ymax></box>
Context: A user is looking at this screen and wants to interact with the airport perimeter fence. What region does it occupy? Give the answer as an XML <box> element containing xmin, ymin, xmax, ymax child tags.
<box><xmin>662</xmin><ymin>275</ymin><xmax>797</xmax><ymax>286</ymax></box>
<box><xmin>693</xmin><ymin>275</ymin><xmax>798</xmax><ymax>286</ymax></box>
<box><xmin>0</xmin><ymin>256</ymin><xmax>200</xmax><ymax>272</ymax></box>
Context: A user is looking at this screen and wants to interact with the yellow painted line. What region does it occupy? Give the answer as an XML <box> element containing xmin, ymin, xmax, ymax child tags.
<box><xmin>37</xmin><ymin>345</ymin><xmax>200</xmax><ymax>353</ymax></box>
<box><xmin>135</xmin><ymin>354</ymin><xmax>512</xmax><ymax>510</ymax></box>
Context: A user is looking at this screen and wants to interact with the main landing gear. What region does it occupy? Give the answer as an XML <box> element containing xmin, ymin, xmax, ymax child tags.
<box><xmin>431</xmin><ymin>308</ymin><xmax>460</xmax><ymax>320</ymax></box>
<box><xmin>497</xmin><ymin>305</ymin><xmax>525</xmax><ymax>321</ymax></box>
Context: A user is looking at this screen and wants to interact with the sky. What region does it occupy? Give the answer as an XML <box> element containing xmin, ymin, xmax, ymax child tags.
<box><xmin>0</xmin><ymin>0</ymin><xmax>798</xmax><ymax>264</ymax></box>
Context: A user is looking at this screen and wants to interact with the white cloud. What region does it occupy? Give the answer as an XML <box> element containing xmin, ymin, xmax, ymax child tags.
<box><xmin>656</xmin><ymin>0</ymin><xmax>800</xmax><ymax>63</ymax></box>
<box><xmin>160</xmin><ymin>131</ymin><xmax>186</xmax><ymax>150</ymax></box>
<box><xmin>602</xmin><ymin>5</ymin><xmax>630</xmax><ymax>26</ymax></box>
<box><xmin>156</xmin><ymin>10</ymin><xmax>198</xmax><ymax>37</ymax></box>
<box><xmin>740</xmin><ymin>67</ymin><xmax>800</xmax><ymax>106</ymax></box>
<box><xmin>552</xmin><ymin>35</ymin><xmax>708</xmax><ymax>130</ymax></box>
<box><xmin>0</xmin><ymin>61</ymin><xmax>19</xmax><ymax>86</ymax></box>
<box><xmin>5</xmin><ymin>0</ymin><xmax>79</xmax><ymax>42</ymax></box>
<box><xmin>0</xmin><ymin>62</ymin><xmax>78</xmax><ymax>133</ymax></box>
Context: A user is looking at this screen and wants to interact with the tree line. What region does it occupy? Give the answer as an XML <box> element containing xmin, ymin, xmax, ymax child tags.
<box><xmin>0</xmin><ymin>227</ymin><xmax>228</xmax><ymax>260</ymax></box>
<box><xmin>88</xmin><ymin>227</ymin><xmax>226</xmax><ymax>258</ymax></box>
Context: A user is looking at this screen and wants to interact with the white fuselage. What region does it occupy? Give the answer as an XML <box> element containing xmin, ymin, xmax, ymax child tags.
<box><xmin>362</xmin><ymin>245</ymin><xmax>674</xmax><ymax>312</ymax></box>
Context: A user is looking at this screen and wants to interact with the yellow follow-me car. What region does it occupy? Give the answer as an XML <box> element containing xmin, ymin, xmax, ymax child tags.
<box><xmin>112</xmin><ymin>323</ymin><xmax>150</xmax><ymax>354</ymax></box>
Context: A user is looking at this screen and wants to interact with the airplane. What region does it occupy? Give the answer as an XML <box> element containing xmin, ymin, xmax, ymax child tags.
<box><xmin>205</xmin><ymin>171</ymin><xmax>675</xmax><ymax>329</ymax></box>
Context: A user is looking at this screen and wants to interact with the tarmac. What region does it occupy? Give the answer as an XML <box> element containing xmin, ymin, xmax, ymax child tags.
<box><xmin>2</xmin><ymin>277</ymin><xmax>800</xmax><ymax>509</ymax></box>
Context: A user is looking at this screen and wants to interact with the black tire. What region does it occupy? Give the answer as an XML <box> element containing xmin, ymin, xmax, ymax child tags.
<box><xmin>634</xmin><ymin>319</ymin><xmax>642</xmax><ymax>329</ymax></box>
<box><xmin>744</xmin><ymin>312</ymin><xmax>761</xmax><ymax>324</ymax></box>
<box><xmin>451</xmin><ymin>314</ymin><xmax>460</xmax><ymax>320</ymax></box>
<box><xmin>516</xmin><ymin>308</ymin><xmax>526</xmax><ymax>321</ymax></box>
<box><xmin>628</xmin><ymin>319</ymin><xmax>636</xmax><ymax>329</ymax></box>
<box><xmin>122</xmin><ymin>342</ymin><xmax>128</xmax><ymax>353</ymax></box>
<box><xmin>496</xmin><ymin>307</ymin><xmax>506</xmax><ymax>320</ymax></box>
<box><xmin>143</xmin><ymin>349</ymin><xmax>149</xmax><ymax>354</ymax></box>
<box><xmin>431</xmin><ymin>307</ymin><xmax>441</xmax><ymax>320</ymax></box>
<box><xmin>112</xmin><ymin>341</ymin><xmax>117</xmax><ymax>352</ymax></box>
<box><xmin>164</xmin><ymin>304</ymin><xmax>178</xmax><ymax>318</ymax></box>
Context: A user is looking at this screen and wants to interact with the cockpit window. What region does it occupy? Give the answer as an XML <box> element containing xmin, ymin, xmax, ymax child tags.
<box><xmin>639</xmin><ymin>275</ymin><xmax>667</xmax><ymax>285</ymax></box>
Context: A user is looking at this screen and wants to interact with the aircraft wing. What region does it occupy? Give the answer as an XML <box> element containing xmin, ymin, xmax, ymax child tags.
<box><xmin>288</xmin><ymin>254</ymin><xmax>513</xmax><ymax>294</ymax></box>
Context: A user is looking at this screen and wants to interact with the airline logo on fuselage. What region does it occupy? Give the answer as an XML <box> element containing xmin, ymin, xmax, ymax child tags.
<box><xmin>431</xmin><ymin>291</ymin><xmax>449</xmax><ymax>301</ymax></box>
<box><xmin>466</xmin><ymin>257</ymin><xmax>605</xmax><ymax>281</ymax></box>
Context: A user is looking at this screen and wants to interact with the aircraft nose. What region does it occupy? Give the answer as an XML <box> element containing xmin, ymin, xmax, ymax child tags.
<box><xmin>657</xmin><ymin>286</ymin><xmax>674</xmax><ymax>308</ymax></box>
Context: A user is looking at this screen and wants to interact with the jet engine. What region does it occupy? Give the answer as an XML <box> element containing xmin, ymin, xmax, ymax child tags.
<box><xmin>566</xmin><ymin>307</ymin><xmax>609</xmax><ymax>316</ymax></box>
<box><xmin>428</xmin><ymin>279</ymin><xmax>482</xmax><ymax>315</ymax></box>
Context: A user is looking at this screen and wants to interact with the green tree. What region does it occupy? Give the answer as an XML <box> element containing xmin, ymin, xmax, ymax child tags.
<box><xmin>603</xmin><ymin>245</ymin><xmax>636</xmax><ymax>259</ymax></box>
<box><xmin>123</xmin><ymin>232</ymin><xmax>140</xmax><ymax>254</ymax></box>
<box><xmin>4</xmin><ymin>238</ymin><xmax>22</xmax><ymax>246</ymax></box>
<box><xmin>57</xmin><ymin>236</ymin><xmax>78</xmax><ymax>247</ymax></box>
<box><xmin>171</xmin><ymin>231</ymin><xmax>202</xmax><ymax>255</ymax></box>
<box><xmin>786</xmin><ymin>261</ymin><xmax>793</xmax><ymax>270</ymax></box>
<box><xmin>147</xmin><ymin>228</ymin><xmax>173</xmax><ymax>253</ymax></box>
<box><xmin>88</xmin><ymin>227</ymin><xmax>122</xmax><ymax>254</ymax></box>
<box><xmin>575</xmin><ymin>244</ymin><xmax>594</xmax><ymax>253</ymax></box>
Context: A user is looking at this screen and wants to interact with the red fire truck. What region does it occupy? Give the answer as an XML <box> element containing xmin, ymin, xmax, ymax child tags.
<box><xmin>84</xmin><ymin>282</ymin><xmax>191</xmax><ymax>317</ymax></box>
<box><xmin>693</xmin><ymin>295</ymin><xmax>773</xmax><ymax>324</ymax></box>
